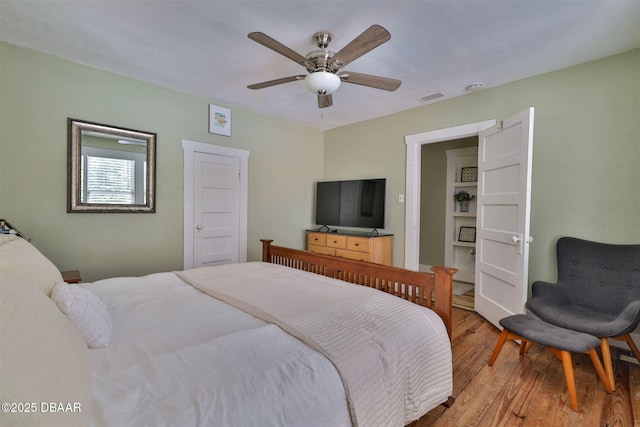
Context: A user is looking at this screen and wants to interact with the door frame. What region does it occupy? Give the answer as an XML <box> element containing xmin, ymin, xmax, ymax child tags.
<box><xmin>182</xmin><ymin>139</ymin><xmax>250</xmax><ymax>269</ymax></box>
<box><xmin>404</xmin><ymin>120</ymin><xmax>495</xmax><ymax>270</ymax></box>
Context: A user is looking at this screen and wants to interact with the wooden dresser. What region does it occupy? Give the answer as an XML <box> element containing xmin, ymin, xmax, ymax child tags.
<box><xmin>306</xmin><ymin>230</ymin><xmax>393</xmax><ymax>266</ymax></box>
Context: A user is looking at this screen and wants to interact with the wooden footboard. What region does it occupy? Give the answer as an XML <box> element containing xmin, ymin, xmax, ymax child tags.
<box><xmin>261</xmin><ymin>239</ymin><xmax>457</xmax><ymax>338</ymax></box>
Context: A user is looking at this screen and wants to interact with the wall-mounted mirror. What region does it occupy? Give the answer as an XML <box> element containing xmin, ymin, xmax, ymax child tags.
<box><xmin>68</xmin><ymin>118</ymin><xmax>156</xmax><ymax>213</ymax></box>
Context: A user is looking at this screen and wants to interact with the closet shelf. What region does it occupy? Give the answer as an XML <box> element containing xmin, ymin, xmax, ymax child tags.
<box><xmin>453</xmin><ymin>241</ymin><xmax>476</xmax><ymax>248</ymax></box>
<box><xmin>445</xmin><ymin>146</ymin><xmax>478</xmax><ymax>294</ymax></box>
<box><xmin>453</xmin><ymin>212</ymin><xmax>476</xmax><ymax>218</ymax></box>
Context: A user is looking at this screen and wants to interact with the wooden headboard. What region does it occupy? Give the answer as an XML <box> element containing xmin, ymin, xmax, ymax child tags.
<box><xmin>261</xmin><ymin>239</ymin><xmax>457</xmax><ymax>338</ymax></box>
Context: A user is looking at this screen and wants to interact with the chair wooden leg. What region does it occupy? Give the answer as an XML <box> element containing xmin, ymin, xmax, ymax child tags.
<box><xmin>620</xmin><ymin>333</ymin><xmax>640</xmax><ymax>364</ymax></box>
<box><xmin>587</xmin><ymin>348</ymin><xmax>614</xmax><ymax>393</ymax></box>
<box><xmin>559</xmin><ymin>350</ymin><xmax>579</xmax><ymax>411</ymax></box>
<box><xmin>519</xmin><ymin>340</ymin><xmax>531</xmax><ymax>356</ymax></box>
<box><xmin>600</xmin><ymin>338</ymin><xmax>615</xmax><ymax>391</ymax></box>
<box><xmin>488</xmin><ymin>329</ymin><xmax>510</xmax><ymax>366</ymax></box>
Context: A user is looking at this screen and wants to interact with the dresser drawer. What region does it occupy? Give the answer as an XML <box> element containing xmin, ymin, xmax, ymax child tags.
<box><xmin>305</xmin><ymin>231</ymin><xmax>392</xmax><ymax>266</ymax></box>
<box><xmin>326</xmin><ymin>235</ymin><xmax>347</xmax><ymax>249</ymax></box>
<box><xmin>308</xmin><ymin>245</ymin><xmax>335</xmax><ymax>256</ymax></box>
<box><xmin>336</xmin><ymin>249</ymin><xmax>373</xmax><ymax>262</ymax></box>
<box><xmin>346</xmin><ymin>236</ymin><xmax>370</xmax><ymax>253</ymax></box>
<box><xmin>307</xmin><ymin>232</ymin><xmax>327</xmax><ymax>247</ymax></box>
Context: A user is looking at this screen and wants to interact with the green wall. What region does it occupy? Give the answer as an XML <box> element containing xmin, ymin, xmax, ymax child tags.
<box><xmin>324</xmin><ymin>49</ymin><xmax>640</xmax><ymax>287</ymax></box>
<box><xmin>1</xmin><ymin>42</ymin><xmax>638</xmax><ymax>288</ymax></box>
<box><xmin>0</xmin><ymin>43</ymin><xmax>324</xmax><ymax>281</ymax></box>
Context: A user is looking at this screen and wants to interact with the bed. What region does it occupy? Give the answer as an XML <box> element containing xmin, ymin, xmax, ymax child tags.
<box><xmin>0</xmin><ymin>234</ymin><xmax>456</xmax><ymax>427</ymax></box>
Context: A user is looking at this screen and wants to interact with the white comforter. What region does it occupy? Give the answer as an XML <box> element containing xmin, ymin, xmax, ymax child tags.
<box><xmin>84</xmin><ymin>262</ymin><xmax>452</xmax><ymax>427</ymax></box>
<box><xmin>83</xmin><ymin>272</ymin><xmax>350</xmax><ymax>427</ymax></box>
<box><xmin>177</xmin><ymin>263</ymin><xmax>453</xmax><ymax>427</ymax></box>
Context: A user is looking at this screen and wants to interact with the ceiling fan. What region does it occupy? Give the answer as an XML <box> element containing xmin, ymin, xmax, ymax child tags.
<box><xmin>247</xmin><ymin>25</ymin><xmax>401</xmax><ymax>108</ymax></box>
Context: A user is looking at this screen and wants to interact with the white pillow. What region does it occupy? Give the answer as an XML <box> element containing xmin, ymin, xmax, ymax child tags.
<box><xmin>0</xmin><ymin>236</ymin><xmax>63</xmax><ymax>296</ymax></box>
<box><xmin>51</xmin><ymin>282</ymin><xmax>113</xmax><ymax>348</ymax></box>
<box><xmin>1</xmin><ymin>274</ymin><xmax>92</xmax><ymax>427</ymax></box>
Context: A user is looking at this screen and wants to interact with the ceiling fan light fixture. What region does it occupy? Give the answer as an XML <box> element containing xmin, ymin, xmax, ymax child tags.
<box><xmin>305</xmin><ymin>71</ymin><xmax>341</xmax><ymax>95</ymax></box>
<box><xmin>248</xmin><ymin>25</ymin><xmax>398</xmax><ymax>107</ymax></box>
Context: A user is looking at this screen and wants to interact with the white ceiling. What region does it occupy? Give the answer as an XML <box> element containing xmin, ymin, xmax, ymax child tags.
<box><xmin>1</xmin><ymin>1</ymin><xmax>639</xmax><ymax>130</ymax></box>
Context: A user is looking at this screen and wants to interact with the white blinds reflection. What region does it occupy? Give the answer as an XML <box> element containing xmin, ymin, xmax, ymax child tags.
<box><xmin>83</xmin><ymin>155</ymin><xmax>135</xmax><ymax>204</ymax></box>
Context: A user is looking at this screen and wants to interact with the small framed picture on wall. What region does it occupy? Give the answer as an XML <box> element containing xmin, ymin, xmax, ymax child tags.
<box><xmin>209</xmin><ymin>104</ymin><xmax>231</xmax><ymax>136</ymax></box>
<box><xmin>460</xmin><ymin>167</ymin><xmax>478</xmax><ymax>183</ymax></box>
<box><xmin>458</xmin><ymin>226</ymin><xmax>476</xmax><ymax>243</ymax></box>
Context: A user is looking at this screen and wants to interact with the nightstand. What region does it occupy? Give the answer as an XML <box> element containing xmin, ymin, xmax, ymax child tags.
<box><xmin>61</xmin><ymin>270</ymin><xmax>82</xmax><ymax>284</ymax></box>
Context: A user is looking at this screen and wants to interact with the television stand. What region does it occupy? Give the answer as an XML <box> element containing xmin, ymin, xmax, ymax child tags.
<box><xmin>306</xmin><ymin>229</ymin><xmax>393</xmax><ymax>266</ymax></box>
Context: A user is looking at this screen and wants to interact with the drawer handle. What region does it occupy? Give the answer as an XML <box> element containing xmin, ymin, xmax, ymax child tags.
<box><xmin>354</xmin><ymin>243</ymin><xmax>359</xmax><ymax>247</ymax></box>
<box><xmin>333</xmin><ymin>240</ymin><xmax>337</xmax><ymax>244</ymax></box>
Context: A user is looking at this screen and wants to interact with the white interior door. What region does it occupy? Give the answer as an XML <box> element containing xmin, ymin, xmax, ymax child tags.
<box><xmin>182</xmin><ymin>140</ymin><xmax>249</xmax><ymax>270</ymax></box>
<box><xmin>193</xmin><ymin>152</ymin><xmax>240</xmax><ymax>267</ymax></box>
<box><xmin>475</xmin><ymin>108</ymin><xmax>535</xmax><ymax>329</ymax></box>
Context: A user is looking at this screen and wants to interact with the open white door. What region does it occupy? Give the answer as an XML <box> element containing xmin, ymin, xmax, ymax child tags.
<box><xmin>475</xmin><ymin>108</ymin><xmax>534</xmax><ymax>329</ymax></box>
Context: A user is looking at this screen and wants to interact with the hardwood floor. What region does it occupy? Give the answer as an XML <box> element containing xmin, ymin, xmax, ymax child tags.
<box><xmin>414</xmin><ymin>308</ymin><xmax>640</xmax><ymax>427</ymax></box>
<box><xmin>452</xmin><ymin>287</ymin><xmax>474</xmax><ymax>311</ymax></box>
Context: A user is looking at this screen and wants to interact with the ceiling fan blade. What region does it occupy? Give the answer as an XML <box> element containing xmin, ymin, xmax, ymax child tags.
<box><xmin>248</xmin><ymin>32</ymin><xmax>312</xmax><ymax>68</ymax></box>
<box><xmin>248</xmin><ymin>75</ymin><xmax>306</xmax><ymax>90</ymax></box>
<box><xmin>329</xmin><ymin>25</ymin><xmax>390</xmax><ymax>71</ymax></box>
<box><xmin>339</xmin><ymin>71</ymin><xmax>401</xmax><ymax>91</ymax></box>
<box><xmin>318</xmin><ymin>94</ymin><xmax>333</xmax><ymax>108</ymax></box>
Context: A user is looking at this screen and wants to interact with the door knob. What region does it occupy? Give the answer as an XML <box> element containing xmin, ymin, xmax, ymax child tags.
<box><xmin>196</xmin><ymin>225</ymin><xmax>203</xmax><ymax>231</ymax></box>
<box><xmin>512</xmin><ymin>234</ymin><xmax>525</xmax><ymax>255</ymax></box>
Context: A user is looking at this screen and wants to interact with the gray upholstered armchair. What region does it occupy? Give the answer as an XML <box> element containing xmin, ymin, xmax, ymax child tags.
<box><xmin>526</xmin><ymin>237</ymin><xmax>640</xmax><ymax>390</ymax></box>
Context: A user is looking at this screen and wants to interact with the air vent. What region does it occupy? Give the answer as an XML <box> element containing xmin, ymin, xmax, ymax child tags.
<box><xmin>418</xmin><ymin>92</ymin><xmax>445</xmax><ymax>102</ymax></box>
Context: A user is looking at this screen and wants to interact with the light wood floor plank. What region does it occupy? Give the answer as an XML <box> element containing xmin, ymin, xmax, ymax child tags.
<box><xmin>482</xmin><ymin>342</ymin><xmax>563</xmax><ymax>426</ymax></box>
<box><xmin>416</xmin><ymin>309</ymin><xmax>640</xmax><ymax>427</ymax></box>
<box><xmin>630</xmin><ymin>358</ymin><xmax>640</xmax><ymax>425</ymax></box>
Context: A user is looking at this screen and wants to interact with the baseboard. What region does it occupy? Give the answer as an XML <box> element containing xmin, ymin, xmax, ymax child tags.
<box><xmin>419</xmin><ymin>264</ymin><xmax>432</xmax><ymax>273</ymax></box>
<box><xmin>611</xmin><ymin>331</ymin><xmax>639</xmax><ymax>366</ymax></box>
<box><xmin>620</xmin><ymin>354</ymin><xmax>640</xmax><ymax>366</ymax></box>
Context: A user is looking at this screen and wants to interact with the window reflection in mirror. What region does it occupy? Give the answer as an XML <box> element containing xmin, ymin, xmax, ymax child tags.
<box><xmin>68</xmin><ymin>119</ymin><xmax>156</xmax><ymax>213</ymax></box>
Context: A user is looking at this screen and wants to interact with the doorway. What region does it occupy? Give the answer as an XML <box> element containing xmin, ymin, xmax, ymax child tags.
<box><xmin>419</xmin><ymin>138</ymin><xmax>478</xmax><ymax>310</ymax></box>
<box><xmin>404</xmin><ymin>120</ymin><xmax>496</xmax><ymax>271</ymax></box>
<box><xmin>405</xmin><ymin>120</ymin><xmax>496</xmax><ymax>310</ymax></box>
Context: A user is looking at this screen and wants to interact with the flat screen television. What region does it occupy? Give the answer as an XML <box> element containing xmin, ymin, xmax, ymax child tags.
<box><xmin>315</xmin><ymin>178</ymin><xmax>386</xmax><ymax>230</ymax></box>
